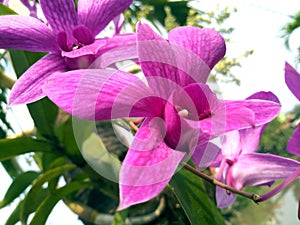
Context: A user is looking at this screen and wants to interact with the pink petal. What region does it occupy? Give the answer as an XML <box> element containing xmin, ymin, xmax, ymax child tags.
<box><xmin>0</xmin><ymin>15</ymin><xmax>58</xmax><ymax>53</ymax></box>
<box><xmin>40</xmin><ymin>0</ymin><xmax>78</xmax><ymax>35</ymax></box>
<box><xmin>246</xmin><ymin>91</ymin><xmax>280</xmax><ymax>104</ymax></box>
<box><xmin>118</xmin><ymin>119</ymin><xmax>185</xmax><ymax>210</ymax></box>
<box><xmin>239</xmin><ymin>91</ymin><xmax>281</xmax><ymax>153</ymax></box>
<box><xmin>224</xmin><ymin>99</ymin><xmax>281</xmax><ymax>127</ymax></box>
<box><xmin>137</xmin><ymin>23</ymin><xmax>211</xmax><ymax>87</ymax></box>
<box><xmin>164</xmin><ymin>83</ymin><xmax>220</xmax><ymax>150</ymax></box>
<box><xmin>9</xmin><ymin>54</ymin><xmax>67</xmax><ymax>105</ymax></box>
<box><xmin>238</xmin><ymin>127</ymin><xmax>264</xmax><ymax>153</ymax></box>
<box><xmin>227</xmin><ymin>153</ymin><xmax>300</xmax><ymax>190</ymax></box>
<box><xmin>92</xmin><ymin>34</ymin><xmax>137</xmax><ymax>68</ymax></box>
<box><xmin>285</xmin><ymin>62</ymin><xmax>300</xmax><ymax>101</ymax></box>
<box><xmin>288</xmin><ymin>125</ymin><xmax>300</xmax><ymax>157</ymax></box>
<box><xmin>200</xmin><ymin>101</ymin><xmax>255</xmax><ymax>137</ymax></box>
<box><xmin>168</xmin><ymin>26</ymin><xmax>226</xmax><ymax>73</ymax></box>
<box><xmin>62</xmin><ymin>39</ymin><xmax>107</xmax><ymax>69</ymax></box>
<box><xmin>78</xmin><ymin>0</ymin><xmax>132</xmax><ymax>36</ymax></box>
<box><xmin>43</xmin><ymin>69</ymin><xmax>164</xmax><ymax>120</ymax></box>
<box><xmin>221</xmin><ymin>131</ymin><xmax>242</xmax><ymax>157</ymax></box>
<box><xmin>216</xmin><ymin>185</ymin><xmax>236</xmax><ymax>208</ymax></box>
<box><xmin>192</xmin><ymin>142</ymin><xmax>221</xmax><ymax>168</ymax></box>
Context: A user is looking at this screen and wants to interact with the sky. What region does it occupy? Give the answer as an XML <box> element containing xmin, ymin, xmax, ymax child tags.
<box><xmin>1</xmin><ymin>0</ymin><xmax>300</xmax><ymax>224</ymax></box>
<box><xmin>197</xmin><ymin>0</ymin><xmax>300</xmax><ymax>113</ymax></box>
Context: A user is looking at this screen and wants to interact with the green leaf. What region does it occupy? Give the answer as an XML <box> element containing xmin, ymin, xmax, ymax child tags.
<box><xmin>81</xmin><ymin>133</ymin><xmax>121</xmax><ymax>182</ymax></box>
<box><xmin>9</xmin><ymin>50</ymin><xmax>46</xmax><ymax>77</ymax></box>
<box><xmin>4</xmin><ymin>189</ymin><xmax>48</xmax><ymax>225</ymax></box>
<box><xmin>27</xmin><ymin>97</ymin><xmax>59</xmax><ymax>139</ymax></box>
<box><xmin>20</xmin><ymin>164</ymin><xmax>77</xmax><ymax>224</ymax></box>
<box><xmin>0</xmin><ymin>137</ymin><xmax>53</xmax><ymax>161</ymax></box>
<box><xmin>0</xmin><ymin>4</ymin><xmax>17</xmax><ymax>15</ymax></box>
<box><xmin>1</xmin><ymin>158</ymin><xmax>23</xmax><ymax>179</ymax></box>
<box><xmin>112</xmin><ymin>209</ymin><xmax>129</xmax><ymax>225</ymax></box>
<box><xmin>29</xmin><ymin>181</ymin><xmax>91</xmax><ymax>225</ymax></box>
<box><xmin>170</xmin><ymin>167</ymin><xmax>226</xmax><ymax>225</ymax></box>
<box><xmin>57</xmin><ymin>117</ymin><xmax>90</xmax><ymax>165</ymax></box>
<box><xmin>0</xmin><ymin>171</ymin><xmax>40</xmax><ymax>208</ymax></box>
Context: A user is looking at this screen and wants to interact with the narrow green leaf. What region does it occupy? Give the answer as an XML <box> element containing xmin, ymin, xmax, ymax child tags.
<box><xmin>27</xmin><ymin>97</ymin><xmax>58</xmax><ymax>139</ymax></box>
<box><xmin>0</xmin><ymin>4</ymin><xmax>17</xmax><ymax>15</ymax></box>
<box><xmin>9</xmin><ymin>50</ymin><xmax>45</xmax><ymax>77</ymax></box>
<box><xmin>1</xmin><ymin>158</ymin><xmax>23</xmax><ymax>179</ymax></box>
<box><xmin>112</xmin><ymin>209</ymin><xmax>129</xmax><ymax>225</ymax></box>
<box><xmin>29</xmin><ymin>181</ymin><xmax>91</xmax><ymax>225</ymax></box>
<box><xmin>58</xmin><ymin>117</ymin><xmax>88</xmax><ymax>165</ymax></box>
<box><xmin>0</xmin><ymin>171</ymin><xmax>40</xmax><ymax>208</ymax></box>
<box><xmin>0</xmin><ymin>137</ymin><xmax>53</xmax><ymax>161</ymax></box>
<box><xmin>170</xmin><ymin>168</ymin><xmax>226</xmax><ymax>225</ymax></box>
<box><xmin>5</xmin><ymin>189</ymin><xmax>47</xmax><ymax>225</ymax></box>
<box><xmin>21</xmin><ymin>164</ymin><xmax>76</xmax><ymax>224</ymax></box>
<box><xmin>81</xmin><ymin>133</ymin><xmax>121</xmax><ymax>182</ymax></box>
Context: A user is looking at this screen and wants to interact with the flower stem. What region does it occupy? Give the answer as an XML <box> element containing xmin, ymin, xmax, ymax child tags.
<box><xmin>0</xmin><ymin>70</ymin><xmax>15</xmax><ymax>89</ymax></box>
<box><xmin>181</xmin><ymin>162</ymin><xmax>261</xmax><ymax>202</ymax></box>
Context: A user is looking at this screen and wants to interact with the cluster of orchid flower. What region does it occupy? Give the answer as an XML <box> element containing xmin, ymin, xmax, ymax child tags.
<box><xmin>1</xmin><ymin>0</ymin><xmax>300</xmax><ymax>219</ymax></box>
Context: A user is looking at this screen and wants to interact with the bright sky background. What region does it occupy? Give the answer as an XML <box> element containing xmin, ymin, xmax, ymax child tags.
<box><xmin>1</xmin><ymin>0</ymin><xmax>300</xmax><ymax>224</ymax></box>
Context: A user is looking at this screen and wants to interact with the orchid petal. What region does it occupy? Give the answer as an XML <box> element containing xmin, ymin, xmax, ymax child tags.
<box><xmin>216</xmin><ymin>185</ymin><xmax>237</xmax><ymax>208</ymax></box>
<box><xmin>215</xmin><ymin>160</ymin><xmax>237</xmax><ymax>208</ymax></box>
<box><xmin>221</xmin><ymin>131</ymin><xmax>242</xmax><ymax>157</ymax></box>
<box><xmin>227</xmin><ymin>153</ymin><xmax>300</xmax><ymax>190</ymax></box>
<box><xmin>61</xmin><ymin>39</ymin><xmax>107</xmax><ymax>69</ymax></box>
<box><xmin>43</xmin><ymin>69</ymin><xmax>164</xmax><ymax>120</ymax></box>
<box><xmin>62</xmin><ymin>39</ymin><xmax>107</xmax><ymax>58</ymax></box>
<box><xmin>285</xmin><ymin>62</ymin><xmax>300</xmax><ymax>101</ymax></box>
<box><xmin>200</xmin><ymin>101</ymin><xmax>255</xmax><ymax>137</ymax></box>
<box><xmin>224</xmin><ymin>99</ymin><xmax>281</xmax><ymax>127</ymax></box>
<box><xmin>9</xmin><ymin>54</ymin><xmax>67</xmax><ymax>105</ymax></box>
<box><xmin>92</xmin><ymin>34</ymin><xmax>137</xmax><ymax>68</ymax></box>
<box><xmin>246</xmin><ymin>91</ymin><xmax>280</xmax><ymax>104</ymax></box>
<box><xmin>78</xmin><ymin>0</ymin><xmax>132</xmax><ymax>36</ymax></box>
<box><xmin>168</xmin><ymin>26</ymin><xmax>226</xmax><ymax>81</ymax></box>
<box><xmin>238</xmin><ymin>127</ymin><xmax>264</xmax><ymax>153</ymax></box>
<box><xmin>164</xmin><ymin>83</ymin><xmax>220</xmax><ymax>150</ymax></box>
<box><xmin>39</xmin><ymin>0</ymin><xmax>77</xmax><ymax>35</ymax></box>
<box><xmin>113</xmin><ymin>14</ymin><xmax>125</xmax><ymax>35</ymax></box>
<box><xmin>288</xmin><ymin>126</ymin><xmax>300</xmax><ymax>157</ymax></box>
<box><xmin>137</xmin><ymin>23</ymin><xmax>211</xmax><ymax>88</ymax></box>
<box><xmin>192</xmin><ymin>142</ymin><xmax>221</xmax><ymax>168</ymax></box>
<box><xmin>0</xmin><ymin>15</ymin><xmax>58</xmax><ymax>52</ymax></box>
<box><xmin>118</xmin><ymin>119</ymin><xmax>185</xmax><ymax>210</ymax></box>
<box><xmin>137</xmin><ymin>23</ymin><xmax>181</xmax><ymax>88</ymax></box>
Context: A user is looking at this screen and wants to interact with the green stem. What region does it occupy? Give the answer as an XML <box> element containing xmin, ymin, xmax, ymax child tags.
<box><xmin>0</xmin><ymin>70</ymin><xmax>15</xmax><ymax>89</ymax></box>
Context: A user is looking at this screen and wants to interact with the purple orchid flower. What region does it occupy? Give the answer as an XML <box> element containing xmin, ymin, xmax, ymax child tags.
<box><xmin>20</xmin><ymin>0</ymin><xmax>37</xmax><ymax>17</ymax></box>
<box><xmin>42</xmin><ymin>23</ymin><xmax>281</xmax><ymax>209</ymax></box>
<box><xmin>208</xmin><ymin>91</ymin><xmax>300</xmax><ymax>208</ymax></box>
<box><xmin>0</xmin><ymin>0</ymin><xmax>8</xmax><ymax>5</ymax></box>
<box><xmin>285</xmin><ymin>62</ymin><xmax>300</xmax><ymax>157</ymax></box>
<box><xmin>0</xmin><ymin>0</ymin><xmax>134</xmax><ymax>105</ymax></box>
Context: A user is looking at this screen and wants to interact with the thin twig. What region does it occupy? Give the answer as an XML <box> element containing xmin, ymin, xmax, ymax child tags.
<box><xmin>0</xmin><ymin>70</ymin><xmax>15</xmax><ymax>89</ymax></box>
<box><xmin>181</xmin><ymin>162</ymin><xmax>261</xmax><ymax>202</ymax></box>
<box><xmin>124</xmin><ymin>118</ymin><xmax>139</xmax><ymax>132</ymax></box>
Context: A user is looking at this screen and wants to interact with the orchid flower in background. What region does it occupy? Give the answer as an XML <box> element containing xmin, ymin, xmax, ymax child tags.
<box><xmin>43</xmin><ymin>22</ymin><xmax>281</xmax><ymax>210</ymax></box>
<box><xmin>0</xmin><ymin>0</ymin><xmax>134</xmax><ymax>105</ymax></box>
<box><xmin>206</xmin><ymin>91</ymin><xmax>300</xmax><ymax>208</ymax></box>
<box><xmin>285</xmin><ymin>62</ymin><xmax>300</xmax><ymax>157</ymax></box>
<box><xmin>20</xmin><ymin>0</ymin><xmax>37</xmax><ymax>17</ymax></box>
<box><xmin>0</xmin><ymin>0</ymin><xmax>8</xmax><ymax>5</ymax></box>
